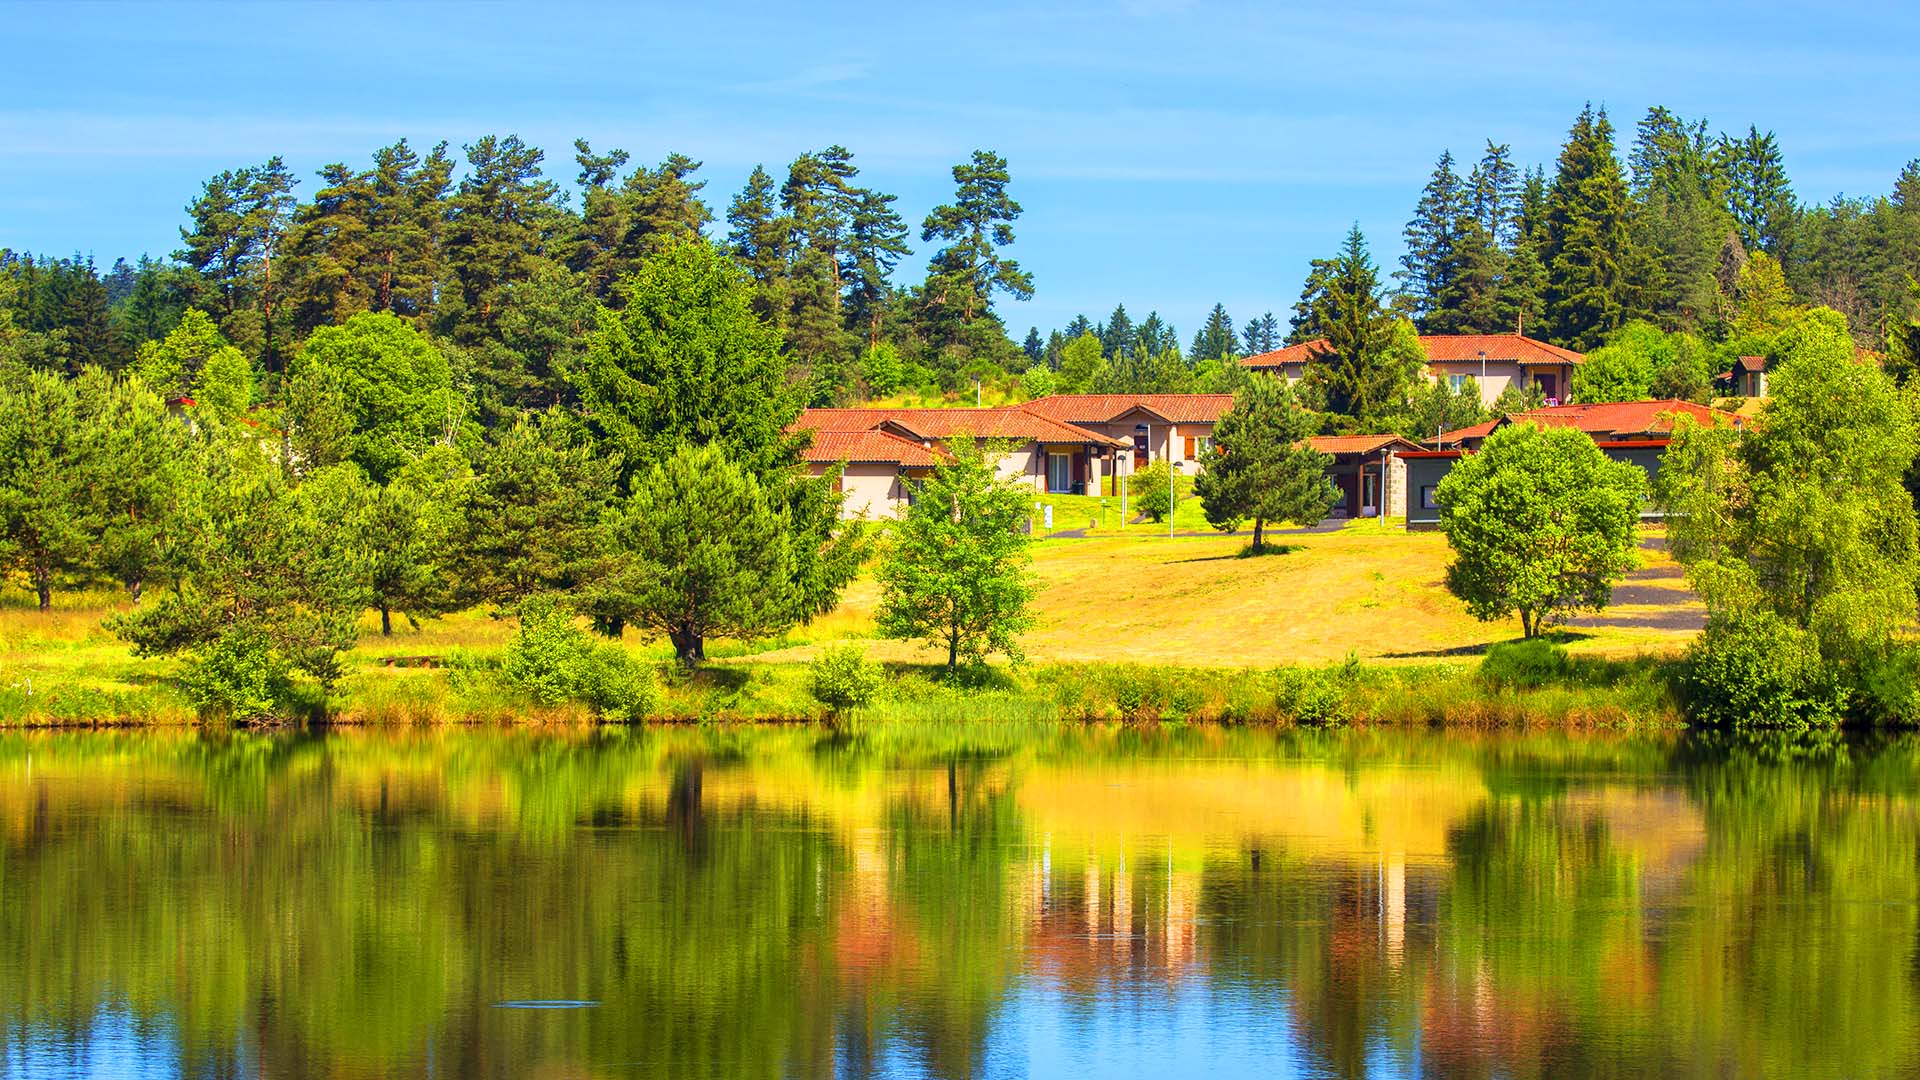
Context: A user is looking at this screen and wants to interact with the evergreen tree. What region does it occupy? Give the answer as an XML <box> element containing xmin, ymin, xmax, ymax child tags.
<box><xmin>1722</xmin><ymin>126</ymin><xmax>1796</xmax><ymax>257</ymax></box>
<box><xmin>1021</xmin><ymin>327</ymin><xmax>1045</xmax><ymax>366</ymax></box>
<box><xmin>1399</xmin><ymin>150</ymin><xmax>1470</xmax><ymax>327</ymax></box>
<box><xmin>454</xmin><ymin>410</ymin><xmax>616</xmax><ymax>605</ymax></box>
<box><xmin>55</xmin><ymin>258</ymin><xmax>119</xmax><ymax>372</ymax></box>
<box><xmin>1194</xmin><ymin>376</ymin><xmax>1337</xmax><ymax>552</ymax></box>
<box><xmin>1099</xmin><ymin>303</ymin><xmax>1134</xmax><ymax>358</ymax></box>
<box><xmin>1468</xmin><ymin>141</ymin><xmax>1522</xmax><ymax>247</ymax></box>
<box><xmin>726</xmin><ymin>165</ymin><xmax>791</xmax><ymax>332</ymax></box>
<box><xmin>567</xmin><ymin>142</ymin><xmax>710</xmax><ymax>302</ymax></box>
<box><xmin>1293</xmin><ymin>227</ymin><xmax>1420</xmax><ymax>423</ymax></box>
<box><xmin>1190</xmin><ymin>303</ymin><xmax>1236</xmax><ymax>362</ymax></box>
<box><xmin>1541</xmin><ymin>105</ymin><xmax>1643</xmax><ymax>350</ymax></box>
<box><xmin>842</xmin><ymin>185</ymin><xmax>910</xmax><ymax>348</ymax></box>
<box><xmin>918</xmin><ymin>150</ymin><xmax>1033</xmax><ymax>325</ymax></box>
<box><xmin>1240</xmin><ymin>311</ymin><xmax>1280</xmax><ymax>354</ymax></box>
<box><xmin>441</xmin><ymin>135</ymin><xmax>560</xmax><ymax>340</ymax></box>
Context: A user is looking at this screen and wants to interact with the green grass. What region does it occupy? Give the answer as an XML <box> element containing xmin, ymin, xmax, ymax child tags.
<box><xmin>0</xmin><ymin>522</ymin><xmax>1703</xmax><ymax>727</ymax></box>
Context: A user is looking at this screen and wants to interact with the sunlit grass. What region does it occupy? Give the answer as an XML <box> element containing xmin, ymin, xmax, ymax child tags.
<box><xmin>0</xmin><ymin>522</ymin><xmax>1699</xmax><ymax>725</ymax></box>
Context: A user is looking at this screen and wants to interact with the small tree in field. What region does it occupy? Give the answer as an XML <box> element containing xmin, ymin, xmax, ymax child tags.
<box><xmin>1437</xmin><ymin>423</ymin><xmax>1644</xmax><ymax>638</ymax></box>
<box><xmin>1194</xmin><ymin>376</ymin><xmax>1338</xmax><ymax>552</ymax></box>
<box><xmin>876</xmin><ymin>438</ymin><xmax>1037</xmax><ymax>671</ymax></box>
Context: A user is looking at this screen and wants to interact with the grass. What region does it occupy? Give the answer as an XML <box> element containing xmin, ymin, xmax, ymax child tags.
<box><xmin>0</xmin><ymin>521</ymin><xmax>1703</xmax><ymax>726</ymax></box>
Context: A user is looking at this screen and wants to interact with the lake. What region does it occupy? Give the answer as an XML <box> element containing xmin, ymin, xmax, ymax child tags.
<box><xmin>2</xmin><ymin>724</ymin><xmax>1917</xmax><ymax>1079</ymax></box>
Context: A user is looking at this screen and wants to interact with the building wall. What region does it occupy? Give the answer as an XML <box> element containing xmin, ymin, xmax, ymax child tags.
<box><xmin>815</xmin><ymin>463</ymin><xmax>908</xmax><ymax>520</ymax></box>
<box><xmin>1264</xmin><ymin>361</ymin><xmax>1572</xmax><ymax>408</ymax></box>
<box><xmin>1405</xmin><ymin>457</ymin><xmax>1457</xmax><ymax>529</ymax></box>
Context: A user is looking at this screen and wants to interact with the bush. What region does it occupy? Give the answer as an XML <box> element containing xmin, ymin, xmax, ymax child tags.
<box><xmin>809</xmin><ymin>645</ymin><xmax>884</xmax><ymax>713</ymax></box>
<box><xmin>502</xmin><ymin>595</ymin><xmax>595</xmax><ymax>706</ymax></box>
<box><xmin>502</xmin><ymin>596</ymin><xmax>657</xmax><ymax>720</ymax></box>
<box><xmin>1857</xmin><ymin>646</ymin><xmax>1920</xmax><ymax>723</ymax></box>
<box><xmin>1479</xmin><ymin>639</ymin><xmax>1575</xmax><ymax>689</ymax></box>
<box><xmin>576</xmin><ymin>643</ymin><xmax>660</xmax><ymax>721</ymax></box>
<box><xmin>1130</xmin><ymin>460</ymin><xmax>1176</xmax><ymax>522</ymax></box>
<box><xmin>178</xmin><ymin>629</ymin><xmax>292</xmax><ymax>722</ymax></box>
<box><xmin>1682</xmin><ymin>609</ymin><xmax>1848</xmax><ymax>730</ymax></box>
<box><xmin>1273</xmin><ymin>666</ymin><xmax>1349</xmax><ymax>725</ymax></box>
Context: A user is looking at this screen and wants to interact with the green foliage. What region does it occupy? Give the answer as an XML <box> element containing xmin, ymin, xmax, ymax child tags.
<box><xmin>1438</xmin><ymin>423</ymin><xmax>1645</xmax><ymax>637</ymax></box>
<box><xmin>1398</xmin><ymin>376</ymin><xmax>1488</xmax><ymax>441</ymax></box>
<box><xmin>294</xmin><ymin>312</ymin><xmax>458</xmax><ymax>484</ymax></box>
<box><xmin>601</xmin><ymin>442</ymin><xmax>830</xmax><ymax>665</ymax></box>
<box><xmin>1129</xmin><ymin>459</ymin><xmax>1179</xmax><ymax>522</ymax></box>
<box><xmin>177</xmin><ymin>628</ymin><xmax>292</xmax><ymax>723</ymax></box>
<box><xmin>1194</xmin><ymin>376</ymin><xmax>1337</xmax><ymax>549</ymax></box>
<box><xmin>1682</xmin><ymin>609</ymin><xmax>1847</xmax><ymax>730</ymax></box>
<box><xmin>130</xmin><ymin>307</ymin><xmax>239</xmax><ymax>403</ymax></box>
<box><xmin>576</xmin><ymin>237</ymin><xmax>802</xmax><ymax>480</ymax></box>
<box><xmin>1541</xmin><ymin>105</ymin><xmax>1645</xmax><ymax>351</ymax></box>
<box><xmin>1294</xmin><ymin>229</ymin><xmax>1422</xmax><ymax>425</ymax></box>
<box><xmin>808</xmin><ymin>644</ymin><xmax>884</xmax><ymax>713</ymax></box>
<box><xmin>502</xmin><ymin>594</ymin><xmax>658</xmax><ymax>719</ymax></box>
<box><xmin>1271</xmin><ymin>665</ymin><xmax>1351</xmax><ymax>725</ymax></box>
<box><xmin>876</xmin><ymin>437</ymin><xmax>1037</xmax><ymax>670</ymax></box>
<box><xmin>1055</xmin><ymin>332</ymin><xmax>1105</xmax><ymax>394</ymax></box>
<box><xmin>1017</xmin><ymin>364</ymin><xmax>1056</xmax><ymax>399</ymax></box>
<box><xmin>1571</xmin><ymin>321</ymin><xmax>1712</xmax><ymax>403</ymax></box>
<box><xmin>1478</xmin><ymin>639</ymin><xmax>1575</xmax><ymax>689</ymax></box>
<box><xmin>455</xmin><ymin>411</ymin><xmax>616</xmax><ymax>605</ymax></box>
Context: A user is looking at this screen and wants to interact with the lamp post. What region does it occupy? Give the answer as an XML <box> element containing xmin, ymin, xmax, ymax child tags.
<box><xmin>1477</xmin><ymin>349</ymin><xmax>1487</xmax><ymax>405</ymax></box>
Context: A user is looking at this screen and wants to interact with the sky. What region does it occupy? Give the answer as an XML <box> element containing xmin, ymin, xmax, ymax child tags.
<box><xmin>4</xmin><ymin>0</ymin><xmax>1919</xmax><ymax>340</ymax></box>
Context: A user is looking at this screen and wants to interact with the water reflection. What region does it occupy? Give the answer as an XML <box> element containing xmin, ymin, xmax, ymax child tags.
<box><xmin>1</xmin><ymin>726</ymin><xmax>1917</xmax><ymax>1078</ymax></box>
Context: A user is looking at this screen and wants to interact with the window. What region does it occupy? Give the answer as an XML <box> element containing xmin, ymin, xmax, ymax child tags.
<box><xmin>1447</xmin><ymin>374</ymin><xmax>1468</xmax><ymax>393</ymax></box>
<box><xmin>1046</xmin><ymin>452</ymin><xmax>1072</xmax><ymax>493</ymax></box>
<box><xmin>1420</xmin><ymin>485</ymin><xmax>1439</xmax><ymax>510</ymax></box>
<box><xmin>1192</xmin><ymin>435</ymin><xmax>1216</xmax><ymax>457</ymax></box>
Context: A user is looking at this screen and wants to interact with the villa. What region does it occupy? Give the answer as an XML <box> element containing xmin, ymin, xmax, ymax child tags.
<box><xmin>1243</xmin><ymin>333</ymin><xmax>1585</xmax><ymax>407</ymax></box>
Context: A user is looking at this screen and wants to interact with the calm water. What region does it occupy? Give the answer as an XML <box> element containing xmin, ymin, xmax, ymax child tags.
<box><xmin>2</xmin><ymin>725</ymin><xmax>1918</xmax><ymax>1079</ymax></box>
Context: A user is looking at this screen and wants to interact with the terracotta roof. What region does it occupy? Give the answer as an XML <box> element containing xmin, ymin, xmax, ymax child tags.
<box><xmin>1431</xmin><ymin>419</ymin><xmax>1501</xmax><ymax>445</ymax></box>
<box><xmin>1021</xmin><ymin>393</ymin><xmax>1235</xmax><ymax>424</ymax></box>
<box><xmin>1735</xmin><ymin>355</ymin><xmax>1767</xmax><ymax>372</ymax></box>
<box><xmin>1306</xmin><ymin>434</ymin><xmax>1424</xmax><ymax>455</ymax></box>
<box><xmin>1431</xmin><ymin>399</ymin><xmax>1738</xmax><ymax>446</ymax></box>
<box><xmin>801</xmin><ymin>429</ymin><xmax>948</xmax><ymax>467</ymax></box>
<box><xmin>1240</xmin><ymin>340</ymin><xmax>1333</xmax><ymax>368</ymax></box>
<box><xmin>794</xmin><ymin>407</ymin><xmax>1125</xmax><ymax>447</ymax></box>
<box><xmin>1243</xmin><ymin>333</ymin><xmax>1584</xmax><ymax>369</ymax></box>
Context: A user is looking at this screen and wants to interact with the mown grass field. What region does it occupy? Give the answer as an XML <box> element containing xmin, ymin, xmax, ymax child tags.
<box><xmin>0</xmin><ymin>519</ymin><xmax>1702</xmax><ymax>725</ymax></box>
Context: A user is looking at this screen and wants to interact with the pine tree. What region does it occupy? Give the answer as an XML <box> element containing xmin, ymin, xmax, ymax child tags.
<box><xmin>1293</xmin><ymin>226</ymin><xmax>1417</xmax><ymax>421</ymax></box>
<box><xmin>368</xmin><ymin>139</ymin><xmax>453</xmax><ymax>319</ymax></box>
<box><xmin>918</xmin><ymin>150</ymin><xmax>1033</xmax><ymax>324</ymax></box>
<box><xmin>842</xmin><ymin>185</ymin><xmax>909</xmax><ymax>348</ymax></box>
<box><xmin>1722</xmin><ymin>126</ymin><xmax>1795</xmax><ymax>256</ymax></box>
<box><xmin>1021</xmin><ymin>327</ymin><xmax>1044</xmax><ymax>366</ymax></box>
<box><xmin>1468</xmin><ymin>141</ymin><xmax>1522</xmax><ymax>248</ymax></box>
<box><xmin>1099</xmin><ymin>303</ymin><xmax>1134</xmax><ymax>358</ymax></box>
<box><xmin>726</xmin><ymin>165</ymin><xmax>791</xmax><ymax>332</ymax></box>
<box><xmin>1541</xmin><ymin>105</ymin><xmax>1643</xmax><ymax>350</ymax></box>
<box><xmin>441</xmin><ymin>135</ymin><xmax>561</xmax><ymax>340</ymax></box>
<box><xmin>1189</xmin><ymin>303</ymin><xmax>1236</xmax><ymax>361</ymax></box>
<box><xmin>1399</xmin><ymin>150</ymin><xmax>1470</xmax><ymax>327</ymax></box>
<box><xmin>1241</xmin><ymin>311</ymin><xmax>1279</xmax><ymax>354</ymax></box>
<box><xmin>781</xmin><ymin>147</ymin><xmax>860</xmax><ymax>383</ymax></box>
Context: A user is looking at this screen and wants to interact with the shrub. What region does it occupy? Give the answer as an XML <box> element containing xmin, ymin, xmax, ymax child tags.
<box><xmin>1857</xmin><ymin>646</ymin><xmax>1920</xmax><ymax>723</ymax></box>
<box><xmin>1273</xmin><ymin>666</ymin><xmax>1348</xmax><ymax>725</ymax></box>
<box><xmin>502</xmin><ymin>595</ymin><xmax>595</xmax><ymax>706</ymax></box>
<box><xmin>1479</xmin><ymin>639</ymin><xmax>1575</xmax><ymax>689</ymax></box>
<box><xmin>809</xmin><ymin>645</ymin><xmax>884</xmax><ymax>713</ymax></box>
<box><xmin>502</xmin><ymin>595</ymin><xmax>657</xmax><ymax>720</ymax></box>
<box><xmin>178</xmin><ymin>630</ymin><xmax>292</xmax><ymax>722</ymax></box>
<box><xmin>1682</xmin><ymin>609</ymin><xmax>1848</xmax><ymax>730</ymax></box>
<box><xmin>576</xmin><ymin>643</ymin><xmax>660</xmax><ymax>721</ymax></box>
<box><xmin>1130</xmin><ymin>460</ymin><xmax>1176</xmax><ymax>522</ymax></box>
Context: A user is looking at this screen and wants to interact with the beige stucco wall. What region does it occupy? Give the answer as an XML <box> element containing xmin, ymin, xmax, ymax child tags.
<box><xmin>813</xmin><ymin>463</ymin><xmax>907</xmax><ymax>520</ymax></box>
<box><xmin>1265</xmin><ymin>362</ymin><xmax>1571</xmax><ymax>409</ymax></box>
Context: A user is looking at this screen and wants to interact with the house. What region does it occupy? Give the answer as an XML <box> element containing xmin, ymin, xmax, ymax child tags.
<box><xmin>1020</xmin><ymin>394</ymin><xmax>1235</xmax><ymax>476</ymax></box>
<box><xmin>1722</xmin><ymin>355</ymin><xmax>1768</xmax><ymax>397</ymax></box>
<box><xmin>1243</xmin><ymin>333</ymin><xmax>1585</xmax><ymax>407</ymax></box>
<box><xmin>1306</xmin><ymin>435</ymin><xmax>1423</xmax><ymax>519</ymax></box>
<box><xmin>795</xmin><ymin>406</ymin><xmax>1129</xmax><ymax>511</ymax></box>
<box><xmin>1405</xmin><ymin>399</ymin><xmax>1742</xmax><ymax>528</ymax></box>
<box><xmin>798</xmin><ymin>428</ymin><xmax>949</xmax><ymax>519</ymax></box>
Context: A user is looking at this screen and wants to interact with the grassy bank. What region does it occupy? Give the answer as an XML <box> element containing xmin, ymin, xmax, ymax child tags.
<box><xmin>0</xmin><ymin>521</ymin><xmax>1700</xmax><ymax>728</ymax></box>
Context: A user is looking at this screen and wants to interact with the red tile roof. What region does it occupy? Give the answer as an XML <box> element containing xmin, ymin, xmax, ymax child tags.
<box><xmin>1735</xmin><ymin>355</ymin><xmax>1766</xmax><ymax>372</ymax></box>
<box><xmin>1243</xmin><ymin>333</ymin><xmax>1584</xmax><ymax>369</ymax></box>
<box><xmin>1432</xmin><ymin>399</ymin><xmax>1738</xmax><ymax>446</ymax></box>
<box><xmin>1305</xmin><ymin>434</ymin><xmax>1424</xmax><ymax>455</ymax></box>
<box><xmin>794</xmin><ymin>407</ymin><xmax>1125</xmax><ymax>447</ymax></box>
<box><xmin>1021</xmin><ymin>393</ymin><xmax>1235</xmax><ymax>424</ymax></box>
<box><xmin>800</xmin><ymin>429</ymin><xmax>949</xmax><ymax>467</ymax></box>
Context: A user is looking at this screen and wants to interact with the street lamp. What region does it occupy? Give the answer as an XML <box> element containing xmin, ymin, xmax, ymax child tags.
<box><xmin>1169</xmin><ymin>459</ymin><xmax>1182</xmax><ymax>539</ymax></box>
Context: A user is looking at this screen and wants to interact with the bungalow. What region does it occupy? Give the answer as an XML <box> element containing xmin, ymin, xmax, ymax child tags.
<box><xmin>798</xmin><ymin>427</ymin><xmax>949</xmax><ymax>519</ymax></box>
<box><xmin>1405</xmin><ymin>398</ymin><xmax>1741</xmax><ymax>528</ymax></box>
<box><xmin>1306</xmin><ymin>434</ymin><xmax>1423</xmax><ymax>520</ymax></box>
<box><xmin>795</xmin><ymin>406</ymin><xmax>1128</xmax><ymax>509</ymax></box>
<box><xmin>1243</xmin><ymin>333</ymin><xmax>1585</xmax><ymax>408</ymax></box>
<box><xmin>1020</xmin><ymin>393</ymin><xmax>1235</xmax><ymax>480</ymax></box>
<box><xmin>1721</xmin><ymin>355</ymin><xmax>1768</xmax><ymax>397</ymax></box>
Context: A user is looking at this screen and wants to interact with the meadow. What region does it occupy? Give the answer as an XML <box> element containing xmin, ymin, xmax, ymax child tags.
<box><xmin>0</xmin><ymin>520</ymin><xmax>1701</xmax><ymax>727</ymax></box>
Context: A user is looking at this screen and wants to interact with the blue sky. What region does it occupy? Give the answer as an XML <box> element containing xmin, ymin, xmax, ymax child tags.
<box><xmin>4</xmin><ymin>0</ymin><xmax>1918</xmax><ymax>340</ymax></box>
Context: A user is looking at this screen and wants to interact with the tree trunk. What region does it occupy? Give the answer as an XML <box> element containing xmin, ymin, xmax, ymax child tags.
<box><xmin>34</xmin><ymin>570</ymin><xmax>51</xmax><ymax>613</ymax></box>
<box><xmin>669</xmin><ymin>626</ymin><xmax>705</xmax><ymax>666</ymax></box>
<box><xmin>380</xmin><ymin>605</ymin><xmax>392</xmax><ymax>636</ymax></box>
<box><xmin>947</xmin><ymin>631</ymin><xmax>959</xmax><ymax>672</ymax></box>
<box><xmin>1252</xmin><ymin>517</ymin><xmax>1265</xmax><ymax>554</ymax></box>
<box><xmin>1520</xmin><ymin>609</ymin><xmax>1535</xmax><ymax>639</ymax></box>
<box><xmin>129</xmin><ymin>579</ymin><xmax>143</xmax><ymax>605</ymax></box>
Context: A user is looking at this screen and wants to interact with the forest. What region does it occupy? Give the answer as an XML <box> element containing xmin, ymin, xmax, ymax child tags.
<box><xmin>4</xmin><ymin>103</ymin><xmax>1918</xmax><ymax>428</ymax></box>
